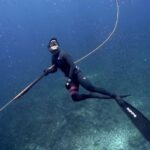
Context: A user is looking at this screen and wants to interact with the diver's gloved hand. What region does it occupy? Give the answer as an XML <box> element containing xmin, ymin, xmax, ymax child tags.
<box><xmin>65</xmin><ymin>78</ymin><xmax>72</xmax><ymax>89</ymax></box>
<box><xmin>43</xmin><ymin>68</ymin><xmax>51</xmax><ymax>76</ymax></box>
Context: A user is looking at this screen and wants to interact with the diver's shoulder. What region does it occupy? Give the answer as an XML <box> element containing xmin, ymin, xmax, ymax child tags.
<box><xmin>59</xmin><ymin>50</ymin><xmax>70</xmax><ymax>57</ymax></box>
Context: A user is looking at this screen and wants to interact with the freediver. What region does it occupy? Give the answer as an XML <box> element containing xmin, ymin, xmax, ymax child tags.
<box><xmin>44</xmin><ymin>38</ymin><xmax>126</xmax><ymax>102</ymax></box>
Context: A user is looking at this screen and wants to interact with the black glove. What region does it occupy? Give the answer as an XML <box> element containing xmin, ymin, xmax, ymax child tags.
<box><xmin>65</xmin><ymin>78</ymin><xmax>72</xmax><ymax>89</ymax></box>
<box><xmin>43</xmin><ymin>68</ymin><xmax>50</xmax><ymax>76</ymax></box>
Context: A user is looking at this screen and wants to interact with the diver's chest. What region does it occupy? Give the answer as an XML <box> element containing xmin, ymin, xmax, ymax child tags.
<box><xmin>56</xmin><ymin>57</ymin><xmax>66</xmax><ymax>67</ymax></box>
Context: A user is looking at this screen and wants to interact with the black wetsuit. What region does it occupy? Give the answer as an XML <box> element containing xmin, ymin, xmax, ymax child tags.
<box><xmin>49</xmin><ymin>50</ymin><xmax>117</xmax><ymax>102</ymax></box>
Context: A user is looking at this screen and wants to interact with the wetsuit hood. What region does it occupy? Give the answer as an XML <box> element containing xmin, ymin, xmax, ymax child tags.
<box><xmin>48</xmin><ymin>38</ymin><xmax>60</xmax><ymax>54</ymax></box>
<box><xmin>51</xmin><ymin>48</ymin><xmax>60</xmax><ymax>55</ymax></box>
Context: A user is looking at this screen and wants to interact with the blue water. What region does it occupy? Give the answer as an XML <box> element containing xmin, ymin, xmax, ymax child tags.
<box><xmin>0</xmin><ymin>0</ymin><xmax>150</xmax><ymax>149</ymax></box>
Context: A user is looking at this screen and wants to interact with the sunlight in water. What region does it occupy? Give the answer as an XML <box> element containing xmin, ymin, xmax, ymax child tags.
<box><xmin>76</xmin><ymin>127</ymin><xmax>131</xmax><ymax>150</ymax></box>
<box><xmin>99</xmin><ymin>128</ymin><xmax>130</xmax><ymax>150</ymax></box>
<box><xmin>109</xmin><ymin>129</ymin><xmax>127</xmax><ymax>149</ymax></box>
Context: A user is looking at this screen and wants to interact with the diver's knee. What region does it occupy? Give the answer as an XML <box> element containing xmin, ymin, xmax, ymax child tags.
<box><xmin>85</xmin><ymin>85</ymin><xmax>96</xmax><ymax>92</ymax></box>
<box><xmin>71</xmin><ymin>94</ymin><xmax>80</xmax><ymax>102</ymax></box>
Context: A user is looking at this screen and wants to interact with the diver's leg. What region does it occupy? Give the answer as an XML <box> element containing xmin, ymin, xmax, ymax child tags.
<box><xmin>71</xmin><ymin>93</ymin><xmax>92</xmax><ymax>102</ymax></box>
<box><xmin>69</xmin><ymin>82</ymin><xmax>113</xmax><ymax>102</ymax></box>
<box><xmin>71</xmin><ymin>93</ymin><xmax>115</xmax><ymax>102</ymax></box>
<box><xmin>77</xmin><ymin>72</ymin><xmax>117</xmax><ymax>99</ymax></box>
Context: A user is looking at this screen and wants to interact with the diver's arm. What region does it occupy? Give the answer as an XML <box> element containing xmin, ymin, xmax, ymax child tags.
<box><xmin>49</xmin><ymin>56</ymin><xmax>57</xmax><ymax>73</ymax></box>
<box><xmin>44</xmin><ymin>56</ymin><xmax>57</xmax><ymax>75</ymax></box>
<box><xmin>47</xmin><ymin>65</ymin><xmax>57</xmax><ymax>73</ymax></box>
<box><xmin>44</xmin><ymin>65</ymin><xmax>57</xmax><ymax>76</ymax></box>
<box><xmin>63</xmin><ymin>52</ymin><xmax>76</xmax><ymax>79</ymax></box>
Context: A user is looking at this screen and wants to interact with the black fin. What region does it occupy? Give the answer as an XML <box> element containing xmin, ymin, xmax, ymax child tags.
<box><xmin>116</xmin><ymin>99</ymin><xmax>150</xmax><ymax>141</ymax></box>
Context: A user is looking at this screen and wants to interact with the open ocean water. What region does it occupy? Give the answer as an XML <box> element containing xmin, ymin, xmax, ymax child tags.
<box><xmin>0</xmin><ymin>0</ymin><xmax>150</xmax><ymax>149</ymax></box>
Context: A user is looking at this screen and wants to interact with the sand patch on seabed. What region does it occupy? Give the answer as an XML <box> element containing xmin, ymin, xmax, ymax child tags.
<box><xmin>73</xmin><ymin>127</ymin><xmax>135</xmax><ymax>150</ymax></box>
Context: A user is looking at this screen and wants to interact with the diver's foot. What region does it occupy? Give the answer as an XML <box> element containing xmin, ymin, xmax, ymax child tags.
<box><xmin>115</xmin><ymin>95</ymin><xmax>125</xmax><ymax>105</ymax></box>
<box><xmin>120</xmin><ymin>94</ymin><xmax>130</xmax><ymax>98</ymax></box>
